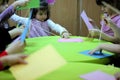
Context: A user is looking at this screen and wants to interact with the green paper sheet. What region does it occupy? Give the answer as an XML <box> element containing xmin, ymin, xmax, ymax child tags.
<box><xmin>16</xmin><ymin>0</ymin><xmax>40</xmax><ymax>10</ymax></box>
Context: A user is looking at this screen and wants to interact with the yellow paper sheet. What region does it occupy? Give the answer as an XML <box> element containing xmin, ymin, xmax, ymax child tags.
<box><xmin>9</xmin><ymin>44</ymin><xmax>67</xmax><ymax>80</ymax></box>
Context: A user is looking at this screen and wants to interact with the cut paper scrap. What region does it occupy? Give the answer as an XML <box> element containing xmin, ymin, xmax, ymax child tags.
<box><xmin>58</xmin><ymin>38</ymin><xmax>83</xmax><ymax>42</ymax></box>
<box><xmin>80</xmin><ymin>10</ymin><xmax>94</xmax><ymax>30</ymax></box>
<box><xmin>80</xmin><ymin>70</ymin><xmax>116</xmax><ymax>80</ymax></box>
<box><xmin>80</xmin><ymin>50</ymin><xmax>112</xmax><ymax>58</ymax></box>
<box><xmin>9</xmin><ymin>44</ymin><xmax>67</xmax><ymax>80</ymax></box>
<box><xmin>16</xmin><ymin>0</ymin><xmax>40</xmax><ymax>10</ymax></box>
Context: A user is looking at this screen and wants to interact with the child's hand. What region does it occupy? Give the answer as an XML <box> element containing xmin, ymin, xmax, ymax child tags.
<box><xmin>0</xmin><ymin>54</ymin><xmax>27</xmax><ymax>66</ymax></box>
<box><xmin>9</xmin><ymin>26</ymin><xmax>24</xmax><ymax>38</ymax></box>
<box><xmin>89</xmin><ymin>18</ymin><xmax>96</xmax><ymax>27</ymax></box>
<box><xmin>61</xmin><ymin>31</ymin><xmax>71</xmax><ymax>38</ymax></box>
<box><xmin>12</xmin><ymin>0</ymin><xmax>30</xmax><ymax>8</ymax></box>
<box><xmin>88</xmin><ymin>46</ymin><xmax>101</xmax><ymax>55</ymax></box>
<box><xmin>6</xmin><ymin>40</ymin><xmax>26</xmax><ymax>54</ymax></box>
<box><xmin>114</xmin><ymin>72</ymin><xmax>120</xmax><ymax>80</ymax></box>
<box><xmin>88</xmin><ymin>29</ymin><xmax>100</xmax><ymax>38</ymax></box>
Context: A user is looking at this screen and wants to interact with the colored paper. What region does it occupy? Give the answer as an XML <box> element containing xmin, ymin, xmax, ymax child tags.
<box><xmin>58</xmin><ymin>38</ymin><xmax>83</xmax><ymax>42</ymax></box>
<box><xmin>10</xmin><ymin>45</ymin><xmax>67</xmax><ymax>80</ymax></box>
<box><xmin>20</xmin><ymin>10</ymin><xmax>32</xmax><ymax>42</ymax></box>
<box><xmin>80</xmin><ymin>70</ymin><xmax>116</xmax><ymax>80</ymax></box>
<box><xmin>16</xmin><ymin>0</ymin><xmax>40</xmax><ymax>10</ymax></box>
<box><xmin>80</xmin><ymin>10</ymin><xmax>94</xmax><ymax>30</ymax></box>
<box><xmin>80</xmin><ymin>50</ymin><xmax>112</xmax><ymax>58</ymax></box>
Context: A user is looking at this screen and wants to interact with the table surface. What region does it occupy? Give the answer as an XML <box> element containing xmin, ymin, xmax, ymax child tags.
<box><xmin>25</xmin><ymin>36</ymin><xmax>113</xmax><ymax>64</ymax></box>
<box><xmin>38</xmin><ymin>62</ymin><xmax>120</xmax><ymax>80</ymax></box>
<box><xmin>0</xmin><ymin>36</ymin><xmax>116</xmax><ymax>80</ymax></box>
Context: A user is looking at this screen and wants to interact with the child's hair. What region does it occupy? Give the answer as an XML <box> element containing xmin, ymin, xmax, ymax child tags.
<box><xmin>0</xmin><ymin>0</ymin><xmax>9</xmax><ymax>5</ymax></box>
<box><xmin>96</xmin><ymin>0</ymin><xmax>120</xmax><ymax>10</ymax></box>
<box><xmin>31</xmin><ymin>1</ymin><xmax>50</xmax><ymax>21</ymax></box>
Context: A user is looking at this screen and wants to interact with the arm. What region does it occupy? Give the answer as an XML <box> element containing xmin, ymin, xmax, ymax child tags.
<box><xmin>0</xmin><ymin>0</ymin><xmax>29</xmax><ymax>22</ymax></box>
<box><xmin>0</xmin><ymin>6</ymin><xmax>15</xmax><ymax>22</ymax></box>
<box><xmin>10</xmin><ymin>14</ymin><xmax>28</xmax><ymax>26</ymax></box>
<box><xmin>89</xmin><ymin>43</ymin><xmax>120</xmax><ymax>55</ymax></box>
<box><xmin>109</xmin><ymin>20</ymin><xmax>120</xmax><ymax>40</ymax></box>
<box><xmin>47</xmin><ymin>19</ymin><xmax>68</xmax><ymax>35</ymax></box>
<box><xmin>0</xmin><ymin>40</ymin><xmax>25</xmax><ymax>57</ymax></box>
<box><xmin>89</xmin><ymin>29</ymin><xmax>117</xmax><ymax>43</ymax></box>
<box><xmin>47</xmin><ymin>19</ymin><xmax>70</xmax><ymax>38</ymax></box>
<box><xmin>0</xmin><ymin>54</ymin><xmax>27</xmax><ymax>70</ymax></box>
<box><xmin>5</xmin><ymin>40</ymin><xmax>25</xmax><ymax>55</ymax></box>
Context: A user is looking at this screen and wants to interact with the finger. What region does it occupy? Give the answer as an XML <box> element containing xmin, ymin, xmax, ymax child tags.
<box><xmin>18</xmin><ymin>59</ymin><xmax>27</xmax><ymax>64</ymax></box>
<box><xmin>19</xmin><ymin>54</ymin><xmax>28</xmax><ymax>59</ymax></box>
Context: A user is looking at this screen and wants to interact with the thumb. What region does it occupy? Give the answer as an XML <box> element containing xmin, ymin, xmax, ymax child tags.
<box><xmin>18</xmin><ymin>58</ymin><xmax>27</xmax><ymax>64</ymax></box>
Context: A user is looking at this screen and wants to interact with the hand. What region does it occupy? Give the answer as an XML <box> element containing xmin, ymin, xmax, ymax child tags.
<box><xmin>0</xmin><ymin>54</ymin><xmax>27</xmax><ymax>66</ymax></box>
<box><xmin>6</xmin><ymin>40</ymin><xmax>26</xmax><ymax>54</ymax></box>
<box><xmin>9</xmin><ymin>26</ymin><xmax>24</xmax><ymax>39</ymax></box>
<box><xmin>115</xmin><ymin>72</ymin><xmax>120</xmax><ymax>80</ymax></box>
<box><xmin>12</xmin><ymin>0</ymin><xmax>29</xmax><ymax>8</ymax></box>
<box><xmin>88</xmin><ymin>46</ymin><xmax>101</xmax><ymax>55</ymax></box>
<box><xmin>61</xmin><ymin>31</ymin><xmax>71</xmax><ymax>38</ymax></box>
<box><xmin>89</xmin><ymin>18</ymin><xmax>97</xmax><ymax>27</ymax></box>
<box><xmin>88</xmin><ymin>29</ymin><xmax>100</xmax><ymax>38</ymax></box>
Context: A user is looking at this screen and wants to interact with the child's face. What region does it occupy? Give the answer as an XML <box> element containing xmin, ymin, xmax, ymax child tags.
<box><xmin>0</xmin><ymin>0</ymin><xmax>8</xmax><ymax>13</ymax></box>
<box><xmin>35</xmin><ymin>10</ymin><xmax>47</xmax><ymax>22</ymax></box>
<box><xmin>101</xmin><ymin>6</ymin><xmax>111</xmax><ymax>15</ymax></box>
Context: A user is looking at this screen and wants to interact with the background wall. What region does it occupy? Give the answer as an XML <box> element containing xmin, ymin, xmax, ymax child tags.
<box><xmin>8</xmin><ymin>0</ymin><xmax>101</xmax><ymax>37</ymax></box>
<box><xmin>50</xmin><ymin>0</ymin><xmax>101</xmax><ymax>36</ymax></box>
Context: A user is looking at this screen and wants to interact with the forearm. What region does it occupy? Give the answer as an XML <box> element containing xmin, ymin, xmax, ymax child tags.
<box><xmin>109</xmin><ymin>21</ymin><xmax>120</xmax><ymax>39</ymax></box>
<box><xmin>47</xmin><ymin>19</ymin><xmax>68</xmax><ymax>35</ymax></box>
<box><xmin>0</xmin><ymin>6</ymin><xmax>14</xmax><ymax>22</ymax></box>
<box><xmin>99</xmin><ymin>32</ymin><xmax>116</xmax><ymax>42</ymax></box>
<box><xmin>99</xmin><ymin>43</ymin><xmax>120</xmax><ymax>54</ymax></box>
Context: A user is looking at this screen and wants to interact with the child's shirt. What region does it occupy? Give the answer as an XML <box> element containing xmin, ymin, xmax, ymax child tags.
<box><xmin>29</xmin><ymin>19</ymin><xmax>51</xmax><ymax>37</ymax></box>
<box><xmin>101</xmin><ymin>14</ymin><xmax>120</xmax><ymax>36</ymax></box>
<box><xmin>10</xmin><ymin>14</ymin><xmax>68</xmax><ymax>38</ymax></box>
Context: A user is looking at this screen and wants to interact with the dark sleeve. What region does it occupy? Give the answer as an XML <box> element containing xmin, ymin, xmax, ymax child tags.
<box><xmin>0</xmin><ymin>5</ymin><xmax>15</xmax><ymax>22</ymax></box>
<box><xmin>0</xmin><ymin>27</ymin><xmax>12</xmax><ymax>51</ymax></box>
<box><xmin>0</xmin><ymin>61</ymin><xmax>4</xmax><ymax>70</ymax></box>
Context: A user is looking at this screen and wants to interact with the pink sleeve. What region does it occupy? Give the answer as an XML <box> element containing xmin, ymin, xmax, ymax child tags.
<box><xmin>116</xmin><ymin>19</ymin><xmax>120</xmax><ymax>28</ymax></box>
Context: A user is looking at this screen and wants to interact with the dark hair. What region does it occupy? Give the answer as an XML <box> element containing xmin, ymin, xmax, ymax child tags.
<box><xmin>0</xmin><ymin>0</ymin><xmax>9</xmax><ymax>5</ymax></box>
<box><xmin>31</xmin><ymin>0</ymin><xmax>50</xmax><ymax>21</ymax></box>
<box><xmin>96</xmin><ymin>0</ymin><xmax>114</xmax><ymax>6</ymax></box>
<box><xmin>96</xmin><ymin>0</ymin><xmax>120</xmax><ymax>10</ymax></box>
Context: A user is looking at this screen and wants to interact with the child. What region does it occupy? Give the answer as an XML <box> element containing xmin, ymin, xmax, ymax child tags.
<box><xmin>88</xmin><ymin>0</ymin><xmax>120</xmax><ymax>43</ymax></box>
<box><xmin>89</xmin><ymin>0</ymin><xmax>120</xmax><ymax>53</ymax></box>
<box><xmin>0</xmin><ymin>0</ymin><xmax>29</xmax><ymax>51</ymax></box>
<box><xmin>10</xmin><ymin>0</ymin><xmax>70</xmax><ymax>38</ymax></box>
<box><xmin>0</xmin><ymin>0</ymin><xmax>29</xmax><ymax>70</ymax></box>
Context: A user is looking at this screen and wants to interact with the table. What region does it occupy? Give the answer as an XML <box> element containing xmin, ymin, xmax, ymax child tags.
<box><xmin>25</xmin><ymin>36</ymin><xmax>113</xmax><ymax>64</ymax></box>
<box><xmin>37</xmin><ymin>62</ymin><xmax>120</xmax><ymax>80</ymax></box>
<box><xmin>0</xmin><ymin>36</ymin><xmax>115</xmax><ymax>80</ymax></box>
